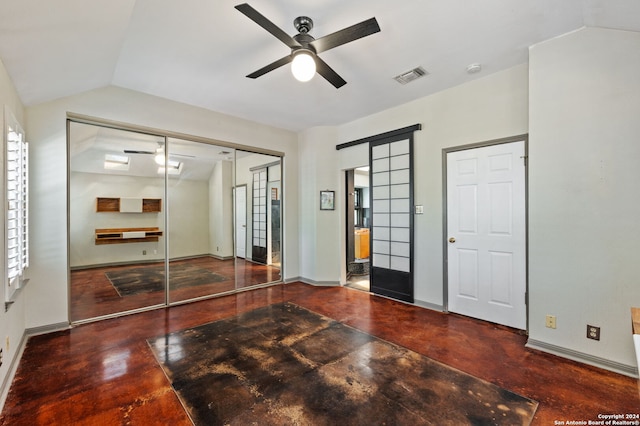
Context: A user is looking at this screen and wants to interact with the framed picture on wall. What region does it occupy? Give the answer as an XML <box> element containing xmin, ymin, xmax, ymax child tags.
<box><xmin>320</xmin><ymin>190</ymin><xmax>335</xmax><ymax>210</ymax></box>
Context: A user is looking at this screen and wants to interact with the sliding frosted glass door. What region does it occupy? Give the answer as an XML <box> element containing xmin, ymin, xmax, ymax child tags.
<box><xmin>251</xmin><ymin>168</ymin><xmax>268</xmax><ymax>264</ymax></box>
<box><xmin>369</xmin><ymin>137</ymin><xmax>414</xmax><ymax>303</ymax></box>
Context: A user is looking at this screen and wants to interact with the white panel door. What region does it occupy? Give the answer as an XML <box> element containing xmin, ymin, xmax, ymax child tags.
<box><xmin>447</xmin><ymin>141</ymin><xmax>526</xmax><ymax>329</ymax></box>
<box><xmin>235</xmin><ymin>185</ymin><xmax>247</xmax><ymax>258</ymax></box>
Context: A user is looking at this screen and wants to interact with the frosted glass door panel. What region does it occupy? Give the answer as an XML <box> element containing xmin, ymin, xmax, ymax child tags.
<box><xmin>369</xmin><ymin>136</ymin><xmax>414</xmax><ymax>303</ymax></box>
<box><xmin>251</xmin><ymin>168</ymin><xmax>268</xmax><ymax>264</ymax></box>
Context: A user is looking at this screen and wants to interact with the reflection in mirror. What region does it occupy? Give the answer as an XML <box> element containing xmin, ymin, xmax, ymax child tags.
<box><xmin>235</xmin><ymin>151</ymin><xmax>282</xmax><ymax>288</ymax></box>
<box><xmin>69</xmin><ymin>121</ymin><xmax>284</xmax><ymax>322</ymax></box>
<box><xmin>166</xmin><ymin>138</ymin><xmax>237</xmax><ymax>304</ymax></box>
<box><xmin>69</xmin><ymin>121</ymin><xmax>166</xmax><ymax>322</ymax></box>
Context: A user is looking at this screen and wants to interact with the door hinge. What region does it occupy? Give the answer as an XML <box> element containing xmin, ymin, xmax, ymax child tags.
<box><xmin>525</xmin><ymin>291</ymin><xmax>528</xmax><ymax>305</ymax></box>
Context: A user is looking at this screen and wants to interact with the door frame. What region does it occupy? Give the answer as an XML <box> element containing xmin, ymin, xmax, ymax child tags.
<box><xmin>234</xmin><ymin>184</ymin><xmax>248</xmax><ymax>259</ymax></box>
<box><xmin>442</xmin><ymin>134</ymin><xmax>529</xmax><ymax>331</ymax></box>
<box><xmin>345</xmin><ymin>170</ymin><xmax>356</xmax><ymax>273</ymax></box>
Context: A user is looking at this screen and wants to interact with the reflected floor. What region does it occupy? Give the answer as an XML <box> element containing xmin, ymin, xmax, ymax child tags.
<box><xmin>70</xmin><ymin>257</ymin><xmax>280</xmax><ymax>322</ymax></box>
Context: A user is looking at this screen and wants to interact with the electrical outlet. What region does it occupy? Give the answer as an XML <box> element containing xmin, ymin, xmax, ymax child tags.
<box><xmin>545</xmin><ymin>315</ymin><xmax>556</xmax><ymax>329</ymax></box>
<box><xmin>142</xmin><ymin>250</ymin><xmax>147</xmax><ymax>255</ymax></box>
<box><xmin>587</xmin><ymin>325</ymin><xmax>600</xmax><ymax>341</ymax></box>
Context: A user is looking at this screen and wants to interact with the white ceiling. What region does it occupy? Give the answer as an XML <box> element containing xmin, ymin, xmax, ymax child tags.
<box><xmin>1</xmin><ymin>0</ymin><xmax>639</xmax><ymax>132</ymax></box>
<box><xmin>69</xmin><ymin>122</ymin><xmax>226</xmax><ymax>180</ymax></box>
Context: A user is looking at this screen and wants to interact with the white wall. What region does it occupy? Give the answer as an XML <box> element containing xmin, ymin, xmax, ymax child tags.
<box><xmin>209</xmin><ymin>160</ymin><xmax>234</xmax><ymax>258</ymax></box>
<box><xmin>298</xmin><ymin>126</ymin><xmax>341</xmax><ymax>284</ymax></box>
<box><xmin>332</xmin><ymin>65</ymin><xmax>529</xmax><ymax>304</ymax></box>
<box><xmin>0</xmin><ymin>58</ymin><xmax>27</xmax><ymax>410</ymax></box>
<box><xmin>528</xmin><ymin>27</ymin><xmax>640</xmax><ymax>373</ymax></box>
<box><xmin>25</xmin><ymin>85</ymin><xmax>299</xmax><ymax>329</ymax></box>
<box><xmin>354</xmin><ymin>170</ymin><xmax>369</xmax><ymax>189</ymax></box>
<box><xmin>72</xmin><ymin>166</ymin><xmax>234</xmax><ymax>267</ymax></box>
<box><xmin>70</xmin><ymin>172</ymin><xmax>165</xmax><ymax>266</ymax></box>
<box><xmin>166</xmin><ymin>174</ymin><xmax>211</xmax><ymax>260</ymax></box>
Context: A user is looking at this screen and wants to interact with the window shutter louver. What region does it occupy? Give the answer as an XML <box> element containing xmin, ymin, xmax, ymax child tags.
<box><xmin>5</xmin><ymin>111</ymin><xmax>29</xmax><ymax>300</ymax></box>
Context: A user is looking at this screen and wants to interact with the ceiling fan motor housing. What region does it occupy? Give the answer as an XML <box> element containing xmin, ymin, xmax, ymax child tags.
<box><xmin>293</xmin><ymin>33</ymin><xmax>316</xmax><ymax>53</ymax></box>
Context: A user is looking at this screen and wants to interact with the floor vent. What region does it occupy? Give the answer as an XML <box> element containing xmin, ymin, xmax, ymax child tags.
<box><xmin>393</xmin><ymin>66</ymin><xmax>428</xmax><ymax>85</ymax></box>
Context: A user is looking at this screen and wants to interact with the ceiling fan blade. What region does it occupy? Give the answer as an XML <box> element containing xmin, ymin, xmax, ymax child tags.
<box><xmin>247</xmin><ymin>55</ymin><xmax>292</xmax><ymax>79</ymax></box>
<box><xmin>235</xmin><ymin>3</ymin><xmax>301</xmax><ymax>49</ymax></box>
<box><xmin>310</xmin><ymin>17</ymin><xmax>380</xmax><ymax>54</ymax></box>
<box><xmin>315</xmin><ymin>56</ymin><xmax>347</xmax><ymax>89</ymax></box>
<box><xmin>124</xmin><ymin>150</ymin><xmax>154</xmax><ymax>154</ymax></box>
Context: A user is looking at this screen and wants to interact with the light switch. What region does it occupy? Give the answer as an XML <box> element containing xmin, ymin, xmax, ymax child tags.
<box><xmin>415</xmin><ymin>205</ymin><xmax>424</xmax><ymax>214</ymax></box>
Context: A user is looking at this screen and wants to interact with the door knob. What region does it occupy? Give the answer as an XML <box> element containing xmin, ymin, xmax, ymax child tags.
<box><xmin>449</xmin><ymin>237</ymin><xmax>456</xmax><ymax>243</ymax></box>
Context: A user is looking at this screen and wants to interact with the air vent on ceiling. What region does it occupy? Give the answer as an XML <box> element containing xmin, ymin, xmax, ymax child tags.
<box><xmin>393</xmin><ymin>66</ymin><xmax>428</xmax><ymax>85</ymax></box>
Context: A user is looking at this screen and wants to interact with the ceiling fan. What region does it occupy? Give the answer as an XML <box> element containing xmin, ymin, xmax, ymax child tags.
<box><xmin>235</xmin><ymin>3</ymin><xmax>381</xmax><ymax>88</ymax></box>
<box><xmin>123</xmin><ymin>148</ymin><xmax>195</xmax><ymax>161</ymax></box>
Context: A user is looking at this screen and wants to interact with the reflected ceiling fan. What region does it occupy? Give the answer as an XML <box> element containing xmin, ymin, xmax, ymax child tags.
<box><xmin>235</xmin><ymin>3</ymin><xmax>381</xmax><ymax>88</ymax></box>
<box><xmin>123</xmin><ymin>147</ymin><xmax>195</xmax><ymax>162</ymax></box>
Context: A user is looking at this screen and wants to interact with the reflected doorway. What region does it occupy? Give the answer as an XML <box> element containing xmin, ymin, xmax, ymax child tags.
<box><xmin>234</xmin><ymin>185</ymin><xmax>247</xmax><ymax>258</ymax></box>
<box><xmin>236</xmin><ymin>151</ymin><xmax>282</xmax><ymax>288</ymax></box>
<box><xmin>345</xmin><ymin>166</ymin><xmax>370</xmax><ymax>292</ymax></box>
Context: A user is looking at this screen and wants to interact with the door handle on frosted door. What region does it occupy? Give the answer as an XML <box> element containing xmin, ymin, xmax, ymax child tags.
<box><xmin>449</xmin><ymin>237</ymin><xmax>456</xmax><ymax>243</ymax></box>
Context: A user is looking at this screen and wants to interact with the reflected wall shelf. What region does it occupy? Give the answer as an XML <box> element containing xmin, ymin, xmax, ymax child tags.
<box><xmin>95</xmin><ymin>227</ymin><xmax>163</xmax><ymax>245</ymax></box>
<box><xmin>96</xmin><ymin>197</ymin><xmax>162</xmax><ymax>213</ymax></box>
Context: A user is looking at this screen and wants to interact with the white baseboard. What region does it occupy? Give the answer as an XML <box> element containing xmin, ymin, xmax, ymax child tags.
<box><xmin>25</xmin><ymin>322</ymin><xmax>70</xmax><ymax>337</ymax></box>
<box><xmin>208</xmin><ymin>254</ymin><xmax>234</xmax><ymax>261</ymax></box>
<box><xmin>414</xmin><ymin>299</ymin><xmax>444</xmax><ymax>312</ymax></box>
<box><xmin>526</xmin><ymin>338</ymin><xmax>638</xmax><ymax>378</ymax></box>
<box><xmin>0</xmin><ymin>331</ymin><xmax>27</xmax><ymax>413</ymax></box>
<box><xmin>298</xmin><ymin>277</ymin><xmax>340</xmax><ymax>286</ymax></box>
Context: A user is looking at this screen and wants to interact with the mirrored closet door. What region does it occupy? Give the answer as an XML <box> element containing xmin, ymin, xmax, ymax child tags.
<box><xmin>166</xmin><ymin>137</ymin><xmax>237</xmax><ymax>304</ymax></box>
<box><xmin>234</xmin><ymin>150</ymin><xmax>282</xmax><ymax>288</ymax></box>
<box><xmin>69</xmin><ymin>121</ymin><xmax>284</xmax><ymax>323</ymax></box>
<box><xmin>69</xmin><ymin>122</ymin><xmax>167</xmax><ymax>322</ymax></box>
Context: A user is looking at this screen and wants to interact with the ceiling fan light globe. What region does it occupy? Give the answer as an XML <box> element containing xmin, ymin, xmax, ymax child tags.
<box><xmin>291</xmin><ymin>52</ymin><xmax>316</xmax><ymax>82</ymax></box>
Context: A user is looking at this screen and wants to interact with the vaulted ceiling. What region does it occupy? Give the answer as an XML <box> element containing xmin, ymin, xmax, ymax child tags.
<box><xmin>1</xmin><ymin>0</ymin><xmax>638</xmax><ymax>132</ymax></box>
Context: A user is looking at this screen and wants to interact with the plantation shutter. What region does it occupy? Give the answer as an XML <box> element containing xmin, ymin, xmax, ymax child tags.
<box><xmin>6</xmin><ymin>113</ymin><xmax>28</xmax><ymax>294</ymax></box>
